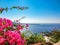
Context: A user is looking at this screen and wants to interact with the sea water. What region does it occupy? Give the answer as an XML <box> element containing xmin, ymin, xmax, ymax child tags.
<box><xmin>29</xmin><ymin>23</ymin><xmax>60</xmax><ymax>33</ymax></box>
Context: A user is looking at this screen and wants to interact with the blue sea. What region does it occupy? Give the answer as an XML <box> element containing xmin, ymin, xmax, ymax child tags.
<box><xmin>29</xmin><ymin>23</ymin><xmax>60</xmax><ymax>33</ymax></box>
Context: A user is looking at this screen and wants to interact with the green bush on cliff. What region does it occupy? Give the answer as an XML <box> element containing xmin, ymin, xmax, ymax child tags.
<box><xmin>45</xmin><ymin>30</ymin><xmax>60</xmax><ymax>43</ymax></box>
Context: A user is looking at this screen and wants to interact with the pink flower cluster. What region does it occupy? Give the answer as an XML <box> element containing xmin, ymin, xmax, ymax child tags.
<box><xmin>0</xmin><ymin>18</ymin><xmax>27</xmax><ymax>45</ymax></box>
<box><xmin>4</xmin><ymin>30</ymin><xmax>25</xmax><ymax>45</ymax></box>
<box><xmin>0</xmin><ymin>18</ymin><xmax>13</xmax><ymax>32</ymax></box>
<box><xmin>0</xmin><ymin>36</ymin><xmax>6</xmax><ymax>45</ymax></box>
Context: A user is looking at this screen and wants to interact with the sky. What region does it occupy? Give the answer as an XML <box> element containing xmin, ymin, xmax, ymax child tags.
<box><xmin>0</xmin><ymin>0</ymin><xmax>60</xmax><ymax>23</ymax></box>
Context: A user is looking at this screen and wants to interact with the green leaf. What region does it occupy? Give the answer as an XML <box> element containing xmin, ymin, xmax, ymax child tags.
<box><xmin>5</xmin><ymin>7</ymin><xmax>8</xmax><ymax>12</ymax></box>
<box><xmin>0</xmin><ymin>11</ymin><xmax>2</xmax><ymax>13</ymax></box>
<box><xmin>12</xmin><ymin>6</ymin><xmax>17</xmax><ymax>8</ymax></box>
<box><xmin>10</xmin><ymin>8</ymin><xmax>12</xmax><ymax>10</ymax></box>
<box><xmin>25</xmin><ymin>7</ymin><xmax>28</xmax><ymax>9</ymax></box>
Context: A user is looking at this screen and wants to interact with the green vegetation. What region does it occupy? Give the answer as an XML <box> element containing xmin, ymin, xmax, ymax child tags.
<box><xmin>0</xmin><ymin>6</ymin><xmax>28</xmax><ymax>13</ymax></box>
<box><xmin>21</xmin><ymin>30</ymin><xmax>46</xmax><ymax>45</ymax></box>
<box><xmin>27</xmin><ymin>33</ymin><xmax>45</xmax><ymax>44</ymax></box>
<box><xmin>45</xmin><ymin>30</ymin><xmax>60</xmax><ymax>43</ymax></box>
<box><xmin>21</xmin><ymin>29</ymin><xmax>60</xmax><ymax>45</ymax></box>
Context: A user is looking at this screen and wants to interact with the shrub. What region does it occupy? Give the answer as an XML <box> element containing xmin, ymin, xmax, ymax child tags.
<box><xmin>26</xmin><ymin>33</ymin><xmax>45</xmax><ymax>44</ymax></box>
<box><xmin>45</xmin><ymin>30</ymin><xmax>60</xmax><ymax>43</ymax></box>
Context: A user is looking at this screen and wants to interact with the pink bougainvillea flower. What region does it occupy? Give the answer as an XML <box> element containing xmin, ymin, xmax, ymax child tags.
<box><xmin>7</xmin><ymin>19</ymin><xmax>13</xmax><ymax>27</ymax></box>
<box><xmin>2</xmin><ymin>18</ymin><xmax>13</xmax><ymax>28</ymax></box>
<box><xmin>0</xmin><ymin>18</ymin><xmax>13</xmax><ymax>31</ymax></box>
<box><xmin>16</xmin><ymin>20</ymin><xmax>19</xmax><ymax>22</ymax></box>
<box><xmin>17</xmin><ymin>24</ymin><xmax>23</xmax><ymax>30</ymax></box>
<box><xmin>25</xmin><ymin>24</ymin><xmax>29</xmax><ymax>30</ymax></box>
<box><xmin>0</xmin><ymin>18</ymin><xmax>27</xmax><ymax>45</ymax></box>
<box><xmin>0</xmin><ymin>18</ymin><xmax>3</xmax><ymax>26</ymax></box>
<box><xmin>0</xmin><ymin>36</ymin><xmax>6</xmax><ymax>44</ymax></box>
<box><xmin>26</xmin><ymin>24</ymin><xmax>29</xmax><ymax>27</ymax></box>
<box><xmin>0</xmin><ymin>27</ymin><xmax>3</xmax><ymax>32</ymax></box>
<box><xmin>16</xmin><ymin>39</ymin><xmax>25</xmax><ymax>45</ymax></box>
<box><xmin>4</xmin><ymin>30</ymin><xmax>25</xmax><ymax>45</ymax></box>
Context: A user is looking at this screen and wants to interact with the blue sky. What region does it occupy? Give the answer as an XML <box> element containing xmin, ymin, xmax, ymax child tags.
<box><xmin>0</xmin><ymin>0</ymin><xmax>60</xmax><ymax>23</ymax></box>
